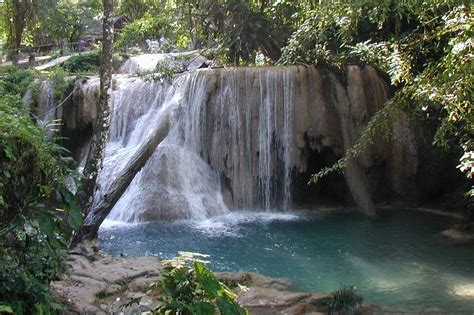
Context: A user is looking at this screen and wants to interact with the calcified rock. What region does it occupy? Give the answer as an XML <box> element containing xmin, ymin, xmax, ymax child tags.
<box><xmin>118</xmin><ymin>51</ymin><xmax>206</xmax><ymax>75</ymax></box>
<box><xmin>61</xmin><ymin>64</ymin><xmax>423</xmax><ymax>222</ymax></box>
<box><xmin>216</xmin><ymin>272</ymin><xmax>293</xmax><ymax>291</ymax></box>
<box><xmin>51</xmin><ymin>253</ymin><xmax>162</xmax><ymax>313</ymax></box>
<box><xmin>65</xmin><ymin>78</ymin><xmax>99</xmax><ymax>137</ymax></box>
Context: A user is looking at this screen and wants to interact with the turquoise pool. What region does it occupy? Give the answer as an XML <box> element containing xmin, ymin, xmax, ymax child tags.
<box><xmin>99</xmin><ymin>209</ymin><xmax>474</xmax><ymax>312</ymax></box>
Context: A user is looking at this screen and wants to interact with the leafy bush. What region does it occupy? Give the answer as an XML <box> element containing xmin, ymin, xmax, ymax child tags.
<box><xmin>0</xmin><ymin>95</ymin><xmax>82</xmax><ymax>314</ymax></box>
<box><xmin>151</xmin><ymin>252</ymin><xmax>248</xmax><ymax>315</ymax></box>
<box><xmin>115</xmin><ymin>13</ymin><xmax>169</xmax><ymax>51</ymax></box>
<box><xmin>62</xmin><ymin>51</ymin><xmax>101</xmax><ymax>73</ymax></box>
<box><xmin>324</xmin><ymin>285</ymin><xmax>363</xmax><ymax>314</ymax></box>
<box><xmin>47</xmin><ymin>66</ymin><xmax>76</xmax><ymax>99</ymax></box>
<box><xmin>0</xmin><ymin>66</ymin><xmax>37</xmax><ymax>96</ymax></box>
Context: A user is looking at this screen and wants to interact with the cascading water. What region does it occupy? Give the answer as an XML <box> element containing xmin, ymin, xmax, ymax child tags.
<box><xmin>97</xmin><ymin>67</ymin><xmax>297</xmax><ymax>223</ymax></box>
<box><xmin>30</xmin><ymin>82</ymin><xmax>58</xmax><ymax>139</ymax></box>
<box><xmin>210</xmin><ymin>68</ymin><xmax>296</xmax><ymax>211</ymax></box>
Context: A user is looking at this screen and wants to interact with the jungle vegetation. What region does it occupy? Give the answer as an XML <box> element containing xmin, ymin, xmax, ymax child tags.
<box><xmin>0</xmin><ymin>0</ymin><xmax>472</xmax><ymax>313</ymax></box>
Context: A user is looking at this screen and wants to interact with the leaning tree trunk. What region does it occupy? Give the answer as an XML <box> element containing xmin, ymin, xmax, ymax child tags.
<box><xmin>76</xmin><ymin>0</ymin><xmax>114</xmax><ymax>216</ymax></box>
<box><xmin>70</xmin><ymin>115</ymin><xmax>171</xmax><ymax>247</ymax></box>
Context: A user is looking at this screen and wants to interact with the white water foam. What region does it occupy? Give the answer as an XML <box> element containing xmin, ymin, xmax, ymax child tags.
<box><xmin>188</xmin><ymin>211</ymin><xmax>303</xmax><ymax>237</ymax></box>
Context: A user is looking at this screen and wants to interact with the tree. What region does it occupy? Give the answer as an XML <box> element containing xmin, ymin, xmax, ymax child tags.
<box><xmin>71</xmin><ymin>111</ymin><xmax>171</xmax><ymax>245</ymax></box>
<box><xmin>75</xmin><ymin>0</ymin><xmax>114</xmax><ymax>229</ymax></box>
<box><xmin>2</xmin><ymin>0</ymin><xmax>37</xmax><ymax>64</ymax></box>
<box><xmin>29</xmin><ymin>0</ymin><xmax>102</xmax><ymax>47</ymax></box>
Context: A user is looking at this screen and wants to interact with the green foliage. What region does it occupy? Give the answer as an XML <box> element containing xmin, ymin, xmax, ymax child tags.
<box><xmin>47</xmin><ymin>66</ymin><xmax>75</xmax><ymax>99</ymax></box>
<box><xmin>115</xmin><ymin>13</ymin><xmax>169</xmax><ymax>51</ymax></box>
<box><xmin>61</xmin><ymin>51</ymin><xmax>101</xmax><ymax>73</ymax></box>
<box><xmin>280</xmin><ymin>1</ymin><xmax>473</xmax><ymax>195</ymax></box>
<box><xmin>0</xmin><ymin>66</ymin><xmax>38</xmax><ymax>96</ymax></box>
<box><xmin>113</xmin><ymin>0</ymin><xmax>303</xmax><ymax>64</ymax></box>
<box><xmin>27</xmin><ymin>0</ymin><xmax>102</xmax><ymax>46</ymax></box>
<box><xmin>152</xmin><ymin>252</ymin><xmax>248</xmax><ymax>315</ymax></box>
<box><xmin>0</xmin><ymin>94</ymin><xmax>82</xmax><ymax>314</ymax></box>
<box><xmin>117</xmin><ymin>0</ymin><xmax>158</xmax><ymax>21</ymax></box>
<box><xmin>0</xmin><ymin>66</ymin><xmax>74</xmax><ymax>102</ymax></box>
<box><xmin>166</xmin><ymin>0</ymin><xmax>289</xmax><ymax>65</ymax></box>
<box><xmin>0</xmin><ymin>305</ymin><xmax>14</xmax><ymax>313</ymax></box>
<box><xmin>324</xmin><ymin>285</ymin><xmax>363</xmax><ymax>314</ymax></box>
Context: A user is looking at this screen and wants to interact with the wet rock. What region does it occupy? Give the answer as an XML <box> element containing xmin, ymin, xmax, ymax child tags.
<box><xmin>440</xmin><ymin>226</ymin><xmax>474</xmax><ymax>245</ymax></box>
<box><xmin>216</xmin><ymin>272</ymin><xmax>293</xmax><ymax>291</ymax></box>
<box><xmin>65</xmin><ymin>77</ymin><xmax>99</xmax><ymax>132</ymax></box>
<box><xmin>186</xmin><ymin>55</ymin><xmax>209</xmax><ymax>71</ymax></box>
<box><xmin>237</xmin><ymin>287</ymin><xmax>330</xmax><ymax>315</ymax></box>
<box><xmin>51</xmin><ymin>253</ymin><xmax>161</xmax><ymax>313</ymax></box>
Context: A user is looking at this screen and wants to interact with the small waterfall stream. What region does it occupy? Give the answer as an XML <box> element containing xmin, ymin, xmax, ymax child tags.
<box><xmin>98</xmin><ymin>68</ymin><xmax>298</xmax><ymax>222</ymax></box>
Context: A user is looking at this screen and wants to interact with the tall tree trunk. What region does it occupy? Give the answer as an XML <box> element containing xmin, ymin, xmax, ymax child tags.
<box><xmin>10</xmin><ymin>0</ymin><xmax>27</xmax><ymax>66</ymax></box>
<box><xmin>76</xmin><ymin>0</ymin><xmax>114</xmax><ymax>216</ymax></box>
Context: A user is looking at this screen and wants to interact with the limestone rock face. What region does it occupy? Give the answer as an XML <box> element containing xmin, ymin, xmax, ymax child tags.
<box><xmin>118</xmin><ymin>52</ymin><xmax>208</xmax><ymax>75</ymax></box>
<box><xmin>57</xmin><ymin>65</ymin><xmax>435</xmax><ymax>220</ymax></box>
<box><xmin>64</xmin><ymin>77</ymin><xmax>99</xmax><ymax>132</ymax></box>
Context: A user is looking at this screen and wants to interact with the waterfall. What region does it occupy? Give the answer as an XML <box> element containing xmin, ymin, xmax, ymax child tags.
<box><xmin>256</xmin><ymin>69</ymin><xmax>295</xmax><ymax>210</ymax></box>
<box><xmin>33</xmin><ymin>82</ymin><xmax>57</xmax><ymax>139</ymax></box>
<box><xmin>94</xmin><ymin>67</ymin><xmax>297</xmax><ymax>222</ymax></box>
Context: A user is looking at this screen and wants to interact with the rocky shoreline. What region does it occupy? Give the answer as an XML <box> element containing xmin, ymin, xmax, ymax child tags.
<box><xmin>52</xmin><ymin>251</ymin><xmax>333</xmax><ymax>314</ymax></box>
<box><xmin>52</xmin><ymin>249</ymin><xmax>461</xmax><ymax>315</ymax></box>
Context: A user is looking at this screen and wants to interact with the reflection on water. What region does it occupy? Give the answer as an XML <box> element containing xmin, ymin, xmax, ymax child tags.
<box><xmin>99</xmin><ymin>209</ymin><xmax>474</xmax><ymax>311</ymax></box>
<box><xmin>452</xmin><ymin>283</ymin><xmax>474</xmax><ymax>298</ymax></box>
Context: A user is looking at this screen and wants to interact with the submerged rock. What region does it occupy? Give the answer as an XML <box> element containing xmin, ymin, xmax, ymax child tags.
<box><xmin>440</xmin><ymin>225</ymin><xmax>474</xmax><ymax>245</ymax></box>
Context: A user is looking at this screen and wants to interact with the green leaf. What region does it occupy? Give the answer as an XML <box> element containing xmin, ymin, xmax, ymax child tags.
<box><xmin>0</xmin><ymin>305</ymin><xmax>14</xmax><ymax>313</ymax></box>
<box><xmin>36</xmin><ymin>212</ymin><xmax>55</xmax><ymax>239</ymax></box>
<box><xmin>67</xmin><ymin>204</ymin><xmax>83</xmax><ymax>230</ymax></box>
<box><xmin>194</xmin><ymin>262</ymin><xmax>223</xmax><ymax>299</ymax></box>
<box><xmin>190</xmin><ymin>302</ymin><xmax>216</xmax><ymax>315</ymax></box>
<box><xmin>216</xmin><ymin>296</ymin><xmax>248</xmax><ymax>315</ymax></box>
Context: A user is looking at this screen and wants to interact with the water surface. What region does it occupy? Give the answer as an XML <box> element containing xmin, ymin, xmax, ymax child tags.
<box><xmin>99</xmin><ymin>209</ymin><xmax>474</xmax><ymax>312</ymax></box>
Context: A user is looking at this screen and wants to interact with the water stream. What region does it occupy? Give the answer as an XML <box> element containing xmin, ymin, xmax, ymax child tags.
<box><xmin>100</xmin><ymin>210</ymin><xmax>474</xmax><ymax>312</ymax></box>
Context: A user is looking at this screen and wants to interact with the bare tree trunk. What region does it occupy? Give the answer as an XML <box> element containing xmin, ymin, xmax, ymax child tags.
<box><xmin>76</xmin><ymin>0</ymin><xmax>114</xmax><ymax>215</ymax></box>
<box><xmin>70</xmin><ymin>115</ymin><xmax>171</xmax><ymax>246</ymax></box>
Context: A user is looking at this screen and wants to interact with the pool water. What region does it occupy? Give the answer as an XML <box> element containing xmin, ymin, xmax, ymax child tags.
<box><xmin>99</xmin><ymin>209</ymin><xmax>474</xmax><ymax>312</ymax></box>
